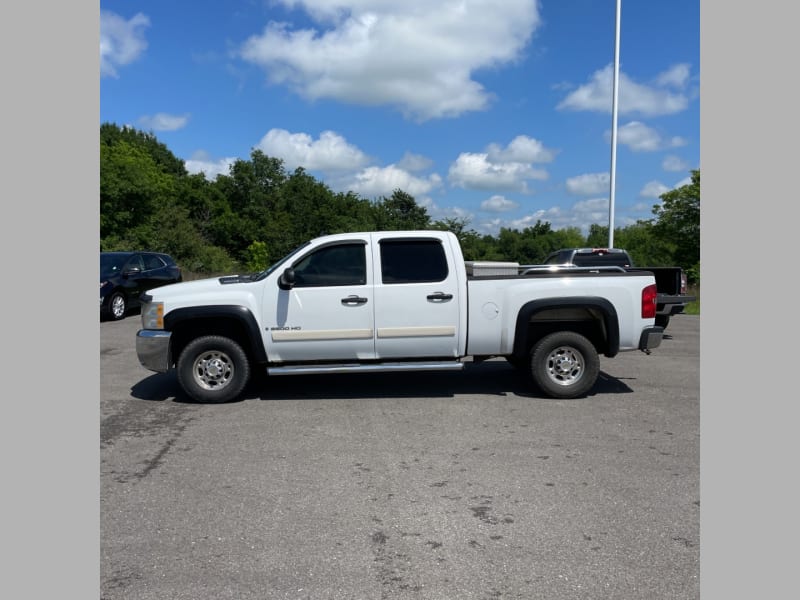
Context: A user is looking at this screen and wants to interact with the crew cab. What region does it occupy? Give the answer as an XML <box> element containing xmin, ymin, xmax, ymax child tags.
<box><xmin>136</xmin><ymin>231</ymin><xmax>663</xmax><ymax>403</ymax></box>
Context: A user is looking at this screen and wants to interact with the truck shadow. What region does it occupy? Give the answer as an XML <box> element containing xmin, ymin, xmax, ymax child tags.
<box><xmin>130</xmin><ymin>360</ymin><xmax>634</xmax><ymax>403</ymax></box>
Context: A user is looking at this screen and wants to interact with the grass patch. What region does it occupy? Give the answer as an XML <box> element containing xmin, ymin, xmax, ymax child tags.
<box><xmin>684</xmin><ymin>284</ymin><xmax>700</xmax><ymax>315</ymax></box>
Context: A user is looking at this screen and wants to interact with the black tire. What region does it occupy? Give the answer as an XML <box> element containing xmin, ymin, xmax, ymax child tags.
<box><xmin>108</xmin><ymin>292</ymin><xmax>127</xmax><ymax>320</ymax></box>
<box><xmin>655</xmin><ymin>314</ymin><xmax>670</xmax><ymax>329</ymax></box>
<box><xmin>177</xmin><ymin>335</ymin><xmax>251</xmax><ymax>403</ymax></box>
<box><xmin>529</xmin><ymin>331</ymin><xmax>600</xmax><ymax>399</ymax></box>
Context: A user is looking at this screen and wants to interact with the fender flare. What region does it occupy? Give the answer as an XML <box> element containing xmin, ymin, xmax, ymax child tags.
<box><xmin>164</xmin><ymin>305</ymin><xmax>268</xmax><ymax>363</ymax></box>
<box><xmin>512</xmin><ymin>297</ymin><xmax>620</xmax><ymax>358</ymax></box>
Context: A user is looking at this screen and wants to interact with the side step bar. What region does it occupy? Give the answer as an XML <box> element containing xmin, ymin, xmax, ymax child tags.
<box><xmin>267</xmin><ymin>361</ymin><xmax>464</xmax><ymax>376</ymax></box>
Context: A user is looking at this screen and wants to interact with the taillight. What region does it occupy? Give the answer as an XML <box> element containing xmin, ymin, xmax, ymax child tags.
<box><xmin>642</xmin><ymin>284</ymin><xmax>657</xmax><ymax>319</ymax></box>
<box><xmin>680</xmin><ymin>272</ymin><xmax>688</xmax><ymax>294</ymax></box>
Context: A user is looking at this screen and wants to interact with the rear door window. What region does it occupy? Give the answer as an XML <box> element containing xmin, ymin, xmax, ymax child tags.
<box><xmin>143</xmin><ymin>254</ymin><xmax>166</xmax><ymax>271</ymax></box>
<box><xmin>380</xmin><ymin>240</ymin><xmax>448</xmax><ymax>283</ymax></box>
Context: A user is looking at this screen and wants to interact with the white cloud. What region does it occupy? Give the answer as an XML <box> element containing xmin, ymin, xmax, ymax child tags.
<box><xmin>557</xmin><ymin>64</ymin><xmax>690</xmax><ymax>116</ymax></box>
<box><xmin>475</xmin><ymin>195</ymin><xmax>643</xmax><ymax>237</ymax></box>
<box><xmin>252</xmin><ymin>128</ymin><xmax>444</xmax><ymax>200</ymax></box>
<box><xmin>422</xmin><ymin>199</ymin><xmax>474</xmax><ymax>223</ymax></box>
<box><xmin>338</xmin><ymin>165</ymin><xmax>443</xmax><ymax>198</ymax></box>
<box><xmin>448</xmin><ymin>136</ymin><xmax>553</xmax><ymax>192</ymax></box>
<box><xmin>630</xmin><ymin>201</ymin><xmax>652</xmax><ymax>212</ymax></box>
<box><xmin>640</xmin><ymin>180</ymin><xmax>670</xmax><ymax>198</ymax></box>
<box><xmin>480</xmin><ymin>195</ymin><xmax>520</xmax><ymax>213</ymax></box>
<box><xmin>486</xmin><ymin>135</ymin><xmax>557</xmax><ymax>164</ymax></box>
<box><xmin>655</xmin><ymin>63</ymin><xmax>691</xmax><ymax>88</ymax></box>
<box><xmin>662</xmin><ymin>155</ymin><xmax>689</xmax><ymax>172</ymax></box>
<box><xmin>566</xmin><ymin>172</ymin><xmax>609</xmax><ymax>195</ymax></box>
<box><xmin>397</xmin><ymin>152</ymin><xmax>433</xmax><ymax>172</ymax></box>
<box><xmin>508</xmin><ymin>208</ymin><xmax>565</xmax><ymax>230</ymax></box>
<box><xmin>605</xmin><ymin>121</ymin><xmax>687</xmax><ymax>153</ymax></box>
<box><xmin>673</xmin><ymin>176</ymin><xmax>692</xmax><ymax>188</ymax></box>
<box><xmin>238</xmin><ymin>1</ymin><xmax>541</xmax><ymax>121</ymax></box>
<box><xmin>570</xmin><ymin>197</ymin><xmax>611</xmax><ymax>225</ymax></box>
<box><xmin>184</xmin><ymin>151</ymin><xmax>237</xmax><ymax>180</ymax></box>
<box><xmin>100</xmin><ymin>10</ymin><xmax>150</xmax><ymax>78</ymax></box>
<box><xmin>448</xmin><ymin>152</ymin><xmax>548</xmax><ymax>192</ymax></box>
<box><xmin>138</xmin><ymin>113</ymin><xmax>190</xmax><ymax>132</ymax></box>
<box><xmin>256</xmin><ymin>129</ymin><xmax>370</xmax><ymax>172</ymax></box>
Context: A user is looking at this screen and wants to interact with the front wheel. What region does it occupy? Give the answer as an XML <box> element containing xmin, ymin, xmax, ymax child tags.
<box><xmin>529</xmin><ymin>331</ymin><xmax>600</xmax><ymax>399</ymax></box>
<box><xmin>177</xmin><ymin>335</ymin><xmax>251</xmax><ymax>403</ymax></box>
<box><xmin>108</xmin><ymin>292</ymin><xmax>127</xmax><ymax>320</ymax></box>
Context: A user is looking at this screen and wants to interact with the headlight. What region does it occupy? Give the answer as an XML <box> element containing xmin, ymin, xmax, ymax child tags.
<box><xmin>141</xmin><ymin>301</ymin><xmax>165</xmax><ymax>330</ymax></box>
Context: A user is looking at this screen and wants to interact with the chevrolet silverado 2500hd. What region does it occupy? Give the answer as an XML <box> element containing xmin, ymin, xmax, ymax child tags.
<box><xmin>136</xmin><ymin>230</ymin><xmax>663</xmax><ymax>403</ymax></box>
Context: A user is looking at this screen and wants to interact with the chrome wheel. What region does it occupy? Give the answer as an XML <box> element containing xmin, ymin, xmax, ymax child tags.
<box><xmin>191</xmin><ymin>349</ymin><xmax>235</xmax><ymax>391</ymax></box>
<box><xmin>530</xmin><ymin>331</ymin><xmax>599</xmax><ymax>399</ymax></box>
<box><xmin>110</xmin><ymin>293</ymin><xmax>126</xmax><ymax>320</ymax></box>
<box><xmin>544</xmin><ymin>345</ymin><xmax>585</xmax><ymax>386</ymax></box>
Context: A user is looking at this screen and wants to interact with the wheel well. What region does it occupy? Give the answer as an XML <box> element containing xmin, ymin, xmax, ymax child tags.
<box><xmin>169</xmin><ymin>317</ymin><xmax>256</xmax><ymax>369</ymax></box>
<box><xmin>107</xmin><ymin>288</ymin><xmax>126</xmax><ymax>303</ymax></box>
<box><xmin>512</xmin><ymin>301</ymin><xmax>618</xmax><ymax>360</ymax></box>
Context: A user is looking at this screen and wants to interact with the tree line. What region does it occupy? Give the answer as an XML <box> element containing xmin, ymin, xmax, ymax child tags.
<box><xmin>100</xmin><ymin>122</ymin><xmax>700</xmax><ymax>281</ymax></box>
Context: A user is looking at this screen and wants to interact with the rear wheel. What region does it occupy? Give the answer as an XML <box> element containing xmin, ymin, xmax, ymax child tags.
<box><xmin>177</xmin><ymin>335</ymin><xmax>251</xmax><ymax>403</ymax></box>
<box><xmin>529</xmin><ymin>331</ymin><xmax>599</xmax><ymax>399</ymax></box>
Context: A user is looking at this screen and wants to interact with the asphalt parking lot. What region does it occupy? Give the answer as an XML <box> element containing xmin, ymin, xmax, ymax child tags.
<box><xmin>101</xmin><ymin>314</ymin><xmax>699</xmax><ymax>600</ymax></box>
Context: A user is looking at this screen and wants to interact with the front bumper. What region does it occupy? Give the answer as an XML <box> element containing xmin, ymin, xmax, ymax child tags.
<box><xmin>638</xmin><ymin>326</ymin><xmax>664</xmax><ymax>352</ymax></box>
<box><xmin>136</xmin><ymin>329</ymin><xmax>172</xmax><ymax>372</ymax></box>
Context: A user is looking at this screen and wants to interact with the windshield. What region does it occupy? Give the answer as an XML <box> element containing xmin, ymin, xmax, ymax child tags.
<box><xmin>252</xmin><ymin>242</ymin><xmax>310</xmax><ymax>281</ymax></box>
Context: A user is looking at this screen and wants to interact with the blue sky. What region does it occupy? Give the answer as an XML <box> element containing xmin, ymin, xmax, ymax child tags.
<box><xmin>99</xmin><ymin>0</ymin><xmax>699</xmax><ymax>236</ymax></box>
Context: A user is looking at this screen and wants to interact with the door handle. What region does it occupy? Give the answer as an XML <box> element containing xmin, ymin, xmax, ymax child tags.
<box><xmin>427</xmin><ymin>292</ymin><xmax>453</xmax><ymax>301</ymax></box>
<box><xmin>342</xmin><ymin>295</ymin><xmax>368</xmax><ymax>306</ymax></box>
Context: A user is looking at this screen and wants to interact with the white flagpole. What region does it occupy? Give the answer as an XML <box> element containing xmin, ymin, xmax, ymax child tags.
<box><xmin>608</xmin><ymin>0</ymin><xmax>621</xmax><ymax>248</ymax></box>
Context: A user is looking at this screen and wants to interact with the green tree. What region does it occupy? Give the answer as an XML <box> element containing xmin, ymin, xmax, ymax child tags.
<box><xmin>374</xmin><ymin>190</ymin><xmax>431</xmax><ymax>230</ymax></box>
<box><xmin>244</xmin><ymin>240</ymin><xmax>270</xmax><ymax>272</ymax></box>
<box><xmin>210</xmin><ymin>150</ymin><xmax>289</xmax><ymax>258</ymax></box>
<box><xmin>613</xmin><ymin>221</ymin><xmax>674</xmax><ymax>266</ymax></box>
<box><xmin>432</xmin><ymin>217</ymin><xmax>495</xmax><ymax>261</ymax></box>
<box><xmin>98</xmin><ymin>122</ymin><xmax>700</xmax><ymax>282</ymax></box>
<box><xmin>651</xmin><ymin>169</ymin><xmax>700</xmax><ymax>271</ymax></box>
<box><xmin>547</xmin><ymin>227</ymin><xmax>586</xmax><ymax>254</ymax></box>
<box><xmin>101</xmin><ymin>122</ymin><xmax>187</xmax><ymax>177</ymax></box>
<box><xmin>586</xmin><ymin>224</ymin><xmax>609</xmax><ymax>247</ymax></box>
<box><xmin>493</xmin><ymin>221</ymin><xmax>576</xmax><ymax>264</ymax></box>
<box><xmin>100</xmin><ymin>140</ymin><xmax>175</xmax><ymax>240</ymax></box>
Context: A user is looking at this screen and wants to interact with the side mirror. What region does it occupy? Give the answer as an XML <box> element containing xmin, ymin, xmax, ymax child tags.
<box><xmin>279</xmin><ymin>267</ymin><xmax>296</xmax><ymax>290</ymax></box>
<box><xmin>123</xmin><ymin>267</ymin><xmax>141</xmax><ymax>277</ymax></box>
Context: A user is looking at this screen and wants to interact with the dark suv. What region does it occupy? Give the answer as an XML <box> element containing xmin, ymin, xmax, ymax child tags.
<box><xmin>100</xmin><ymin>252</ymin><xmax>182</xmax><ymax>320</ymax></box>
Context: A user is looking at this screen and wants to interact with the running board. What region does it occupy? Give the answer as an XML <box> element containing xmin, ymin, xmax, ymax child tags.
<box><xmin>266</xmin><ymin>361</ymin><xmax>464</xmax><ymax>376</ymax></box>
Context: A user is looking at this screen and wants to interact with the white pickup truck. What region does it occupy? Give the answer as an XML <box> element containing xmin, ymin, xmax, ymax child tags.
<box><xmin>136</xmin><ymin>230</ymin><xmax>663</xmax><ymax>403</ymax></box>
